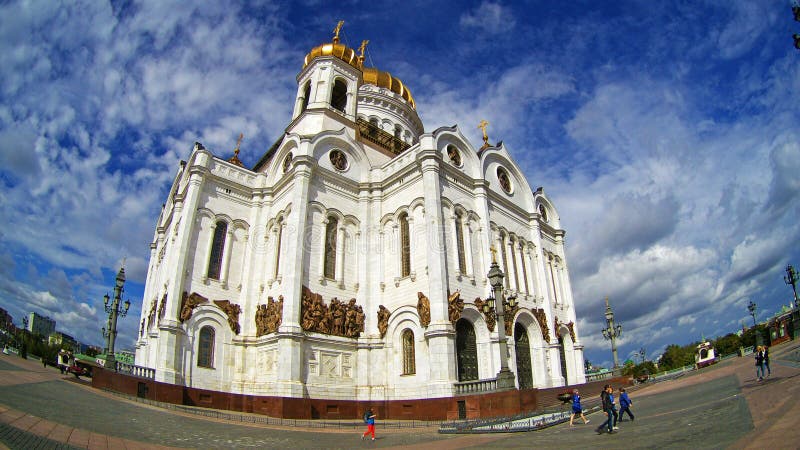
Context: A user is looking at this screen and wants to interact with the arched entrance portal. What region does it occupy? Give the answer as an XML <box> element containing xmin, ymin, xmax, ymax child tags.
<box><xmin>514</xmin><ymin>323</ymin><xmax>533</xmax><ymax>389</ymax></box>
<box><xmin>456</xmin><ymin>319</ymin><xmax>478</xmax><ymax>381</ymax></box>
<box><xmin>558</xmin><ymin>335</ymin><xmax>568</xmax><ymax>382</ymax></box>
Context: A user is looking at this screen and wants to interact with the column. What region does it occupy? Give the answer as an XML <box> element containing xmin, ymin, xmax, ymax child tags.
<box><xmin>201</xmin><ymin>223</ymin><xmax>216</xmax><ymax>282</ymax></box>
<box><xmin>318</xmin><ymin>217</ymin><xmax>327</xmax><ymax>281</ymax></box>
<box><xmin>335</xmin><ymin>226</ymin><xmax>346</xmax><ymax>287</ymax></box>
<box><xmin>519</xmin><ymin>242</ymin><xmax>530</xmax><ymax>295</ymax></box>
<box><xmin>450</xmin><ymin>213</ymin><xmax>460</xmax><ymax>275</ymax></box>
<box><xmin>464</xmin><ymin>222</ymin><xmax>475</xmax><ymax>278</ymax></box>
<box><xmin>219</xmin><ymin>228</ymin><xmax>234</xmax><ymax>288</ymax></box>
<box><xmin>508</xmin><ymin>238</ymin><xmax>519</xmax><ymax>291</ymax></box>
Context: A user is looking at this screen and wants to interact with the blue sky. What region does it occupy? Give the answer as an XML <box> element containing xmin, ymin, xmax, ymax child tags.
<box><xmin>0</xmin><ymin>0</ymin><xmax>798</xmax><ymax>369</ymax></box>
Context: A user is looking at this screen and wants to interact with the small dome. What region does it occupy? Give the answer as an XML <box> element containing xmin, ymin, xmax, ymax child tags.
<box><xmin>303</xmin><ymin>42</ymin><xmax>361</xmax><ymax>71</ymax></box>
<box><xmin>362</xmin><ymin>67</ymin><xmax>416</xmax><ymax>110</ymax></box>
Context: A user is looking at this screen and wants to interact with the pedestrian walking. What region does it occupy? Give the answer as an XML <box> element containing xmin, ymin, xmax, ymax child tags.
<box><xmin>569</xmin><ymin>389</ymin><xmax>590</xmax><ymax>426</ymax></box>
<box><xmin>763</xmin><ymin>345</ymin><xmax>771</xmax><ymax>377</ymax></box>
<box><xmin>609</xmin><ymin>387</ymin><xmax>619</xmax><ymax>430</ymax></box>
<box><xmin>361</xmin><ymin>408</ymin><xmax>376</xmax><ymax>441</ymax></box>
<box><xmin>755</xmin><ymin>346</ymin><xmax>765</xmax><ymax>381</ymax></box>
<box><xmin>596</xmin><ymin>385</ymin><xmax>614</xmax><ymax>434</ymax></box>
<box><xmin>618</xmin><ymin>387</ymin><xmax>635</xmax><ymax>421</ymax></box>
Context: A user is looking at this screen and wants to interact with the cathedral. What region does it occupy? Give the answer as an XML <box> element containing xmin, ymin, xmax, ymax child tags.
<box><xmin>134</xmin><ymin>23</ymin><xmax>585</xmax><ymax>406</ymax></box>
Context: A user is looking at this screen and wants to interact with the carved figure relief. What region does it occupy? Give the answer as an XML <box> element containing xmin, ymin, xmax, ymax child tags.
<box><xmin>300</xmin><ymin>286</ymin><xmax>364</xmax><ymax>338</ymax></box>
<box><xmin>531</xmin><ymin>308</ymin><xmax>551</xmax><ymax>343</ymax></box>
<box><xmin>214</xmin><ymin>300</ymin><xmax>242</xmax><ymax>335</ymax></box>
<box><xmin>179</xmin><ymin>291</ymin><xmax>208</xmax><ymax>322</ymax></box>
<box><xmin>377</xmin><ymin>305</ymin><xmax>391</xmax><ymax>338</ymax></box>
<box><xmin>447</xmin><ymin>145</ymin><xmax>462</xmax><ymax>167</ymax></box>
<box><xmin>417</xmin><ymin>292</ymin><xmax>431</xmax><ymax>328</ymax></box>
<box><xmin>140</xmin><ymin>318</ymin><xmax>145</xmax><ymax>337</ymax></box>
<box><xmin>329</xmin><ymin>149</ymin><xmax>348</xmax><ymax>171</ymax></box>
<box><xmin>282</xmin><ymin>153</ymin><xmax>293</xmax><ymax>173</ymax></box>
<box><xmin>448</xmin><ymin>290</ymin><xmax>464</xmax><ymax>324</ymax></box>
<box><xmin>473</xmin><ymin>297</ymin><xmax>496</xmax><ymax>332</ymax></box>
<box><xmin>256</xmin><ymin>295</ymin><xmax>284</xmax><ymax>336</ymax></box>
<box><xmin>497</xmin><ymin>167</ymin><xmax>512</xmax><ymax>194</ymax></box>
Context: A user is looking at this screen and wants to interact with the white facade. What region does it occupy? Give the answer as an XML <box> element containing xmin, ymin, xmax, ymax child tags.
<box><xmin>135</xmin><ymin>31</ymin><xmax>585</xmax><ymax>401</ymax></box>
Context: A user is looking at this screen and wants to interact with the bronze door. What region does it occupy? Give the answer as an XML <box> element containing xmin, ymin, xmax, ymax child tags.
<box><xmin>456</xmin><ymin>319</ymin><xmax>479</xmax><ymax>381</ymax></box>
<box><xmin>514</xmin><ymin>323</ymin><xmax>533</xmax><ymax>389</ymax></box>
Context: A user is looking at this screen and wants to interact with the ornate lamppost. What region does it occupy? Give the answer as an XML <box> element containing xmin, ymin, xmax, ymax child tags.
<box><xmin>785</xmin><ymin>264</ymin><xmax>799</xmax><ymax>308</ymax></box>
<box><xmin>483</xmin><ymin>246</ymin><xmax>517</xmax><ymax>389</ymax></box>
<box><xmin>601</xmin><ymin>296</ymin><xmax>623</xmax><ymax>368</ymax></box>
<box><xmin>101</xmin><ymin>266</ymin><xmax>131</xmax><ymax>369</ymax></box>
<box><xmin>747</xmin><ymin>299</ymin><xmax>762</xmax><ymax>347</ymax></box>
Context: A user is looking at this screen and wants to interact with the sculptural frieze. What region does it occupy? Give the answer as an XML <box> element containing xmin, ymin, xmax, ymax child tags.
<box><xmin>553</xmin><ymin>317</ymin><xmax>574</xmax><ymax>343</ymax></box>
<box><xmin>531</xmin><ymin>308</ymin><xmax>550</xmax><ymax>343</ymax></box>
<box><xmin>179</xmin><ymin>291</ymin><xmax>208</xmax><ymax>323</ymax></box>
<box><xmin>256</xmin><ymin>295</ymin><xmax>284</xmax><ymax>336</ymax></box>
<box><xmin>473</xmin><ymin>297</ymin><xmax>496</xmax><ymax>332</ymax></box>
<box><xmin>503</xmin><ymin>302</ymin><xmax>519</xmax><ymax>336</ymax></box>
<box><xmin>214</xmin><ymin>300</ymin><xmax>242</xmax><ymax>335</ymax></box>
<box><xmin>416</xmin><ymin>292</ymin><xmax>431</xmax><ymax>328</ymax></box>
<box><xmin>301</xmin><ymin>286</ymin><xmax>364</xmax><ymax>338</ymax></box>
<box><xmin>377</xmin><ymin>305</ymin><xmax>390</xmax><ymax>338</ymax></box>
<box><xmin>147</xmin><ymin>298</ymin><xmax>157</xmax><ymax>329</ymax></box>
<box><xmin>157</xmin><ymin>293</ymin><xmax>167</xmax><ymax>320</ymax></box>
<box><xmin>447</xmin><ymin>290</ymin><xmax>463</xmax><ymax>324</ymax></box>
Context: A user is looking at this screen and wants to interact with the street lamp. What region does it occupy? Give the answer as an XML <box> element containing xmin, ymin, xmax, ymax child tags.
<box><xmin>638</xmin><ymin>347</ymin><xmax>646</xmax><ymax>364</ymax></box>
<box><xmin>601</xmin><ymin>296</ymin><xmax>623</xmax><ymax>368</ymax></box>
<box><xmin>484</xmin><ymin>246</ymin><xmax>517</xmax><ymax>389</ymax></box>
<box><xmin>747</xmin><ymin>299</ymin><xmax>762</xmax><ymax>347</ymax></box>
<box><xmin>101</xmin><ymin>266</ymin><xmax>131</xmax><ymax>369</ymax></box>
<box><xmin>784</xmin><ymin>264</ymin><xmax>799</xmax><ymax>308</ymax></box>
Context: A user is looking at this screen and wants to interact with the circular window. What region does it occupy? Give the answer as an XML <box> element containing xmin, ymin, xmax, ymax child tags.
<box><xmin>496</xmin><ymin>167</ymin><xmax>512</xmax><ymax>194</ymax></box>
<box><xmin>539</xmin><ymin>204</ymin><xmax>548</xmax><ymax>222</ymax></box>
<box><xmin>329</xmin><ymin>149</ymin><xmax>348</xmax><ymax>171</ymax></box>
<box><xmin>282</xmin><ymin>153</ymin><xmax>293</xmax><ymax>173</ymax></box>
<box><xmin>447</xmin><ymin>145</ymin><xmax>462</xmax><ymax>167</ymax></box>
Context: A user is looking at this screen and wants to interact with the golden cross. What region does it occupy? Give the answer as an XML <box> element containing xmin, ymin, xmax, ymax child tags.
<box><xmin>333</xmin><ymin>20</ymin><xmax>344</xmax><ymax>42</ymax></box>
<box><xmin>489</xmin><ymin>245</ymin><xmax>497</xmax><ymax>263</ymax></box>
<box><xmin>478</xmin><ymin>120</ymin><xmax>490</xmax><ymax>146</ymax></box>
<box><xmin>358</xmin><ymin>40</ymin><xmax>369</xmax><ymax>59</ymax></box>
<box><xmin>234</xmin><ymin>133</ymin><xmax>243</xmax><ymax>156</ymax></box>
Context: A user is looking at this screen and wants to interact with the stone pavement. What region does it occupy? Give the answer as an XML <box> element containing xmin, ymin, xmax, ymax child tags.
<box><xmin>0</xmin><ymin>339</ymin><xmax>798</xmax><ymax>449</ymax></box>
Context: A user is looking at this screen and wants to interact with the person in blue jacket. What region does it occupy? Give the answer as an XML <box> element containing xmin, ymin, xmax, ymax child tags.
<box><xmin>618</xmin><ymin>387</ymin><xmax>635</xmax><ymax>421</ymax></box>
<box><xmin>609</xmin><ymin>387</ymin><xmax>619</xmax><ymax>430</ymax></box>
<box><xmin>569</xmin><ymin>389</ymin><xmax>590</xmax><ymax>426</ymax></box>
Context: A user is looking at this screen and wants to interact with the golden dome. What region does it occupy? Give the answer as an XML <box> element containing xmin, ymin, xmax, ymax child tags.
<box><xmin>362</xmin><ymin>67</ymin><xmax>416</xmax><ymax>109</ymax></box>
<box><xmin>303</xmin><ymin>42</ymin><xmax>362</xmax><ymax>71</ymax></box>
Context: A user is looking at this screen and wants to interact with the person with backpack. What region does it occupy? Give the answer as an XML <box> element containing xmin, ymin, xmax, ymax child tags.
<box><xmin>755</xmin><ymin>346</ymin><xmax>765</xmax><ymax>381</ymax></box>
<box><xmin>618</xmin><ymin>387</ymin><xmax>634</xmax><ymax>421</ymax></box>
<box><xmin>361</xmin><ymin>408</ymin><xmax>376</xmax><ymax>441</ymax></box>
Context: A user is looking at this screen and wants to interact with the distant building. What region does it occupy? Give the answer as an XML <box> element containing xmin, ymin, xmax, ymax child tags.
<box><xmin>27</xmin><ymin>312</ymin><xmax>56</xmax><ymax>337</ymax></box>
<box><xmin>48</xmin><ymin>331</ymin><xmax>78</xmax><ymax>350</ymax></box>
<box><xmin>0</xmin><ymin>307</ymin><xmax>11</xmax><ymax>330</ymax></box>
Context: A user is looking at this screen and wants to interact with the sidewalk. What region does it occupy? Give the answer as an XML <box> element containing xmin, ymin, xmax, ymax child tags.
<box><xmin>1</xmin><ymin>339</ymin><xmax>798</xmax><ymax>449</ymax></box>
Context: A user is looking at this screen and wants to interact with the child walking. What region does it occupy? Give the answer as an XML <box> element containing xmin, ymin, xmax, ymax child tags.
<box><xmin>618</xmin><ymin>387</ymin><xmax>635</xmax><ymax>421</ymax></box>
<box><xmin>569</xmin><ymin>389</ymin><xmax>590</xmax><ymax>426</ymax></box>
<box><xmin>361</xmin><ymin>408</ymin><xmax>376</xmax><ymax>441</ymax></box>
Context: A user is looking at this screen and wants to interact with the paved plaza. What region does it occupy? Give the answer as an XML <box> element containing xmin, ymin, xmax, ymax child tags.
<box><xmin>1</xmin><ymin>340</ymin><xmax>799</xmax><ymax>449</ymax></box>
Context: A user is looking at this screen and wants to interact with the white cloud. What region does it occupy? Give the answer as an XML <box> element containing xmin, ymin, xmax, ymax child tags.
<box><xmin>459</xmin><ymin>1</ymin><xmax>516</xmax><ymax>34</ymax></box>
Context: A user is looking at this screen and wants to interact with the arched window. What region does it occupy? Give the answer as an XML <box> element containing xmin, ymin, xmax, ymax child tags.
<box><xmin>207</xmin><ymin>221</ymin><xmax>227</xmax><ymax>280</ymax></box>
<box><xmin>331</xmin><ymin>79</ymin><xmax>347</xmax><ymax>112</ymax></box>
<box><xmin>198</xmin><ymin>326</ymin><xmax>215</xmax><ymax>368</ymax></box>
<box><xmin>301</xmin><ymin>81</ymin><xmax>311</xmax><ymax>112</ymax></box>
<box><xmin>399</xmin><ymin>213</ymin><xmax>410</xmax><ymax>277</ymax></box>
<box><xmin>273</xmin><ymin>218</ymin><xmax>283</xmax><ymax>278</ymax></box>
<box><xmin>402</xmin><ymin>329</ymin><xmax>416</xmax><ymax>375</ymax></box>
<box><xmin>455</xmin><ymin>212</ymin><xmax>466</xmax><ymax>274</ymax></box>
<box><xmin>324</xmin><ymin>217</ymin><xmax>338</xmax><ymax>279</ymax></box>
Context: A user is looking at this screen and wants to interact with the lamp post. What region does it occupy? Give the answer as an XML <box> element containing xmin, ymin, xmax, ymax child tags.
<box><xmin>785</xmin><ymin>265</ymin><xmax>799</xmax><ymax>308</ymax></box>
<box><xmin>483</xmin><ymin>247</ymin><xmax>517</xmax><ymax>389</ymax></box>
<box><xmin>747</xmin><ymin>299</ymin><xmax>762</xmax><ymax>347</ymax></box>
<box><xmin>101</xmin><ymin>266</ymin><xmax>131</xmax><ymax>369</ymax></box>
<box><xmin>601</xmin><ymin>296</ymin><xmax>623</xmax><ymax>368</ymax></box>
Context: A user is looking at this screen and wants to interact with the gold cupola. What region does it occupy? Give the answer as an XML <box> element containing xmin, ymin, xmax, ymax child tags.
<box><xmin>302</xmin><ymin>21</ymin><xmax>416</xmax><ymax>110</ymax></box>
